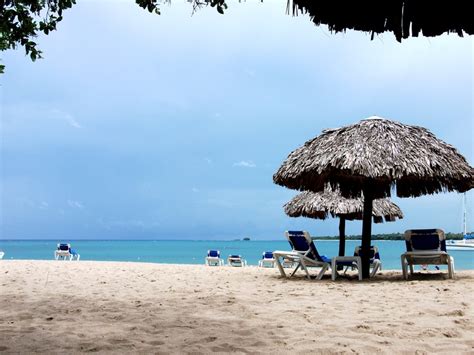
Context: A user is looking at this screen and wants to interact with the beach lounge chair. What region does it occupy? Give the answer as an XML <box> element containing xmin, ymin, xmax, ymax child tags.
<box><xmin>401</xmin><ymin>229</ymin><xmax>455</xmax><ymax>279</ymax></box>
<box><xmin>54</xmin><ymin>243</ymin><xmax>80</xmax><ymax>261</ymax></box>
<box><xmin>353</xmin><ymin>245</ymin><xmax>382</xmax><ymax>277</ymax></box>
<box><xmin>258</xmin><ymin>251</ymin><xmax>275</xmax><ymax>268</ymax></box>
<box><xmin>331</xmin><ymin>245</ymin><xmax>381</xmax><ymax>280</ymax></box>
<box><xmin>273</xmin><ymin>231</ymin><xmax>331</xmax><ymax>280</ymax></box>
<box><xmin>205</xmin><ymin>250</ymin><xmax>224</xmax><ymax>266</ymax></box>
<box><xmin>227</xmin><ymin>254</ymin><xmax>247</xmax><ymax>267</ymax></box>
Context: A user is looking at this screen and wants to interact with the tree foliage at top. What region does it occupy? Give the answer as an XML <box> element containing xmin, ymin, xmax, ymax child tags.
<box><xmin>0</xmin><ymin>0</ymin><xmax>228</xmax><ymax>73</ymax></box>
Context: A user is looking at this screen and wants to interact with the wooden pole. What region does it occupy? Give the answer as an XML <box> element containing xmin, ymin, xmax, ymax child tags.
<box><xmin>337</xmin><ymin>217</ymin><xmax>346</xmax><ymax>271</ymax></box>
<box><xmin>361</xmin><ymin>188</ymin><xmax>373</xmax><ymax>279</ymax></box>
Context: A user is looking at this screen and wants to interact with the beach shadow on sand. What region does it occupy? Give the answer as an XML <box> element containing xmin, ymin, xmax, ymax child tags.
<box><xmin>267</xmin><ymin>270</ymin><xmax>473</xmax><ymax>283</ymax></box>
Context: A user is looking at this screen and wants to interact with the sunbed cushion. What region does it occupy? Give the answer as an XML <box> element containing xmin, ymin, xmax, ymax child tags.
<box><xmin>409</xmin><ymin>234</ymin><xmax>440</xmax><ymax>251</ymax></box>
<box><xmin>208</xmin><ymin>250</ymin><xmax>220</xmax><ymax>257</ymax></box>
<box><xmin>263</xmin><ymin>252</ymin><xmax>273</xmax><ymax>259</ymax></box>
<box><xmin>58</xmin><ymin>244</ymin><xmax>69</xmax><ymax>251</ymax></box>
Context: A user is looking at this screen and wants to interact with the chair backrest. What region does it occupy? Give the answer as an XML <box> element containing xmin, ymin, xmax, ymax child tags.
<box><xmin>263</xmin><ymin>251</ymin><xmax>274</xmax><ymax>259</ymax></box>
<box><xmin>229</xmin><ymin>254</ymin><xmax>241</xmax><ymax>259</ymax></box>
<box><xmin>354</xmin><ymin>246</ymin><xmax>380</xmax><ymax>261</ymax></box>
<box><xmin>285</xmin><ymin>231</ymin><xmax>324</xmax><ymax>262</ymax></box>
<box><xmin>58</xmin><ymin>243</ymin><xmax>70</xmax><ymax>251</ymax></box>
<box><xmin>404</xmin><ymin>229</ymin><xmax>446</xmax><ymax>252</ymax></box>
<box><xmin>208</xmin><ymin>250</ymin><xmax>220</xmax><ymax>258</ymax></box>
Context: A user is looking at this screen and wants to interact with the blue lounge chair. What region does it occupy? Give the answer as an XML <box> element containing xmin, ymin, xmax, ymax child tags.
<box><xmin>205</xmin><ymin>250</ymin><xmax>224</xmax><ymax>266</ymax></box>
<box><xmin>54</xmin><ymin>243</ymin><xmax>80</xmax><ymax>261</ymax></box>
<box><xmin>258</xmin><ymin>251</ymin><xmax>275</xmax><ymax>268</ymax></box>
<box><xmin>335</xmin><ymin>245</ymin><xmax>381</xmax><ymax>279</ymax></box>
<box><xmin>227</xmin><ymin>254</ymin><xmax>247</xmax><ymax>267</ymax></box>
<box><xmin>273</xmin><ymin>231</ymin><xmax>332</xmax><ymax>280</ymax></box>
<box><xmin>353</xmin><ymin>245</ymin><xmax>382</xmax><ymax>277</ymax></box>
<box><xmin>401</xmin><ymin>229</ymin><xmax>455</xmax><ymax>279</ymax></box>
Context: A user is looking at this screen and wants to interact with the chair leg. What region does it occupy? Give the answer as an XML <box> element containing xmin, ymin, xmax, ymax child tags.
<box><xmin>299</xmin><ymin>260</ymin><xmax>311</xmax><ymax>279</ymax></box>
<box><xmin>290</xmin><ymin>263</ymin><xmax>302</xmax><ymax>278</ymax></box>
<box><xmin>275</xmin><ymin>257</ymin><xmax>287</xmax><ymax>278</ymax></box>
<box><xmin>448</xmin><ymin>256</ymin><xmax>455</xmax><ymax>279</ymax></box>
<box><xmin>370</xmin><ymin>261</ymin><xmax>380</xmax><ymax>278</ymax></box>
<box><xmin>331</xmin><ymin>259</ymin><xmax>337</xmax><ymax>281</ymax></box>
<box><xmin>317</xmin><ymin>264</ymin><xmax>328</xmax><ymax>280</ymax></box>
<box><xmin>401</xmin><ymin>255</ymin><xmax>408</xmax><ymax>280</ymax></box>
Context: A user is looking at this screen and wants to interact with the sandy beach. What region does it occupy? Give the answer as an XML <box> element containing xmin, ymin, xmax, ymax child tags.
<box><xmin>0</xmin><ymin>260</ymin><xmax>473</xmax><ymax>354</ymax></box>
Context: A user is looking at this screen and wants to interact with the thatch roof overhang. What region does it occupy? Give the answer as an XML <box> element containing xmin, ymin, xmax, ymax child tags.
<box><xmin>273</xmin><ymin>117</ymin><xmax>474</xmax><ymax>200</ymax></box>
<box><xmin>284</xmin><ymin>190</ymin><xmax>403</xmax><ymax>223</ymax></box>
<box><xmin>289</xmin><ymin>0</ymin><xmax>473</xmax><ymax>42</ymax></box>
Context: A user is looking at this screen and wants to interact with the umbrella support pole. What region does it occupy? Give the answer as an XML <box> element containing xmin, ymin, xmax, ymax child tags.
<box><xmin>361</xmin><ymin>189</ymin><xmax>373</xmax><ymax>279</ymax></box>
<box><xmin>337</xmin><ymin>217</ymin><xmax>346</xmax><ymax>270</ymax></box>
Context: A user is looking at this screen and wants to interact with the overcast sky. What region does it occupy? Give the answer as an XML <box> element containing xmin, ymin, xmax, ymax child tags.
<box><xmin>1</xmin><ymin>1</ymin><xmax>473</xmax><ymax>240</ymax></box>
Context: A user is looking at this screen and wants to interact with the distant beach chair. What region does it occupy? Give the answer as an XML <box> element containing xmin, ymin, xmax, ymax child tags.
<box><xmin>0</xmin><ymin>250</ymin><xmax>4</xmax><ymax>260</ymax></box>
<box><xmin>335</xmin><ymin>245</ymin><xmax>381</xmax><ymax>278</ymax></box>
<box><xmin>352</xmin><ymin>245</ymin><xmax>382</xmax><ymax>277</ymax></box>
<box><xmin>258</xmin><ymin>251</ymin><xmax>275</xmax><ymax>268</ymax></box>
<box><xmin>54</xmin><ymin>243</ymin><xmax>80</xmax><ymax>261</ymax></box>
<box><xmin>273</xmin><ymin>231</ymin><xmax>331</xmax><ymax>280</ymax></box>
<box><xmin>401</xmin><ymin>229</ymin><xmax>455</xmax><ymax>279</ymax></box>
<box><xmin>227</xmin><ymin>254</ymin><xmax>247</xmax><ymax>267</ymax></box>
<box><xmin>205</xmin><ymin>250</ymin><xmax>224</xmax><ymax>266</ymax></box>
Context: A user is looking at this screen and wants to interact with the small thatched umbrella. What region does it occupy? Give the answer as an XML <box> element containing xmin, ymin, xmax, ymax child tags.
<box><xmin>289</xmin><ymin>0</ymin><xmax>473</xmax><ymax>42</ymax></box>
<box><xmin>284</xmin><ymin>190</ymin><xmax>403</xmax><ymax>260</ymax></box>
<box><xmin>274</xmin><ymin>116</ymin><xmax>474</xmax><ymax>278</ymax></box>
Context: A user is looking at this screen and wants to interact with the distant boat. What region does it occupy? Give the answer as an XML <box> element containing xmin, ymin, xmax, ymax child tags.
<box><xmin>447</xmin><ymin>234</ymin><xmax>474</xmax><ymax>250</ymax></box>
<box><xmin>242</xmin><ymin>237</ymin><xmax>251</xmax><ymax>241</ymax></box>
<box><xmin>447</xmin><ymin>194</ymin><xmax>474</xmax><ymax>251</ymax></box>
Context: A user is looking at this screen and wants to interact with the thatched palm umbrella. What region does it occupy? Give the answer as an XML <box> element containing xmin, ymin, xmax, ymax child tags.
<box><xmin>274</xmin><ymin>116</ymin><xmax>474</xmax><ymax>278</ymax></box>
<box><xmin>289</xmin><ymin>0</ymin><xmax>473</xmax><ymax>42</ymax></box>
<box><xmin>284</xmin><ymin>190</ymin><xmax>403</xmax><ymax>260</ymax></box>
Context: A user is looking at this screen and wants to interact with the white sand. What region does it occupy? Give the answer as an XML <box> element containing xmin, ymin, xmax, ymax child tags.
<box><xmin>0</xmin><ymin>260</ymin><xmax>473</xmax><ymax>354</ymax></box>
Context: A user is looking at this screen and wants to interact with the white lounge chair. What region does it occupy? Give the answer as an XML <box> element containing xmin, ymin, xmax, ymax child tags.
<box><xmin>354</xmin><ymin>245</ymin><xmax>382</xmax><ymax>277</ymax></box>
<box><xmin>54</xmin><ymin>243</ymin><xmax>80</xmax><ymax>261</ymax></box>
<box><xmin>273</xmin><ymin>231</ymin><xmax>332</xmax><ymax>280</ymax></box>
<box><xmin>227</xmin><ymin>254</ymin><xmax>247</xmax><ymax>267</ymax></box>
<box><xmin>401</xmin><ymin>229</ymin><xmax>455</xmax><ymax>279</ymax></box>
<box><xmin>205</xmin><ymin>250</ymin><xmax>224</xmax><ymax>266</ymax></box>
<box><xmin>258</xmin><ymin>251</ymin><xmax>275</xmax><ymax>268</ymax></box>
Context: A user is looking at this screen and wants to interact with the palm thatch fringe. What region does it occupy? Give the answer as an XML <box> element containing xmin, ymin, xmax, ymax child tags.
<box><xmin>284</xmin><ymin>190</ymin><xmax>403</xmax><ymax>223</ymax></box>
<box><xmin>288</xmin><ymin>0</ymin><xmax>473</xmax><ymax>42</ymax></box>
<box><xmin>273</xmin><ymin>116</ymin><xmax>474</xmax><ymax>199</ymax></box>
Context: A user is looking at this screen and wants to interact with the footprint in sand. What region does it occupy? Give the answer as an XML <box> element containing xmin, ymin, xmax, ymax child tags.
<box><xmin>148</xmin><ymin>340</ymin><xmax>165</xmax><ymax>346</ymax></box>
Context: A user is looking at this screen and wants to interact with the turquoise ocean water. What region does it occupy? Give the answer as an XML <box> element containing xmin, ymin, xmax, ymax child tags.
<box><xmin>1</xmin><ymin>240</ymin><xmax>473</xmax><ymax>270</ymax></box>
